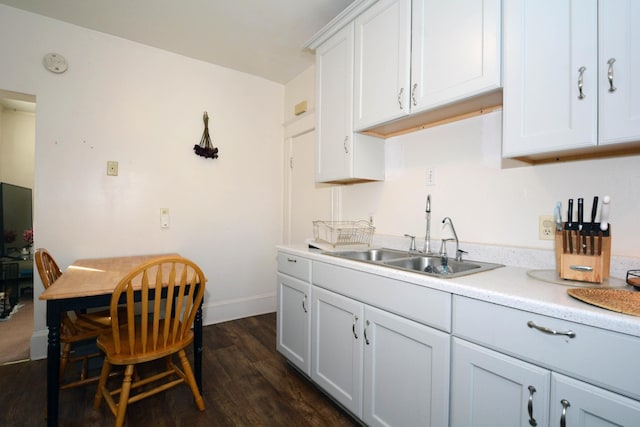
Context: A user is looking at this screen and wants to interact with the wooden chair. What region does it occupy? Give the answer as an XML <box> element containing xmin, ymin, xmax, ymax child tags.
<box><xmin>93</xmin><ymin>256</ymin><xmax>206</xmax><ymax>426</ymax></box>
<box><xmin>35</xmin><ymin>248</ymin><xmax>119</xmax><ymax>389</ymax></box>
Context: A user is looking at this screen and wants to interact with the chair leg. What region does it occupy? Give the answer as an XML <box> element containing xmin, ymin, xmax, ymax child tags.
<box><xmin>177</xmin><ymin>349</ymin><xmax>205</xmax><ymax>411</ymax></box>
<box><xmin>115</xmin><ymin>365</ymin><xmax>135</xmax><ymax>427</ymax></box>
<box><xmin>94</xmin><ymin>359</ymin><xmax>111</xmax><ymax>410</ymax></box>
<box><xmin>60</xmin><ymin>342</ymin><xmax>72</xmax><ymax>382</ymax></box>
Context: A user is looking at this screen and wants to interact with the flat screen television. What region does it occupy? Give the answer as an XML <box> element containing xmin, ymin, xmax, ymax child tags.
<box><xmin>0</xmin><ymin>182</ymin><xmax>33</xmax><ymax>258</ymax></box>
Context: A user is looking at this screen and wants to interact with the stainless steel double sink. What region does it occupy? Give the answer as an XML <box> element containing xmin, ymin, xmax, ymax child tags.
<box><xmin>324</xmin><ymin>248</ymin><xmax>503</xmax><ymax>279</ymax></box>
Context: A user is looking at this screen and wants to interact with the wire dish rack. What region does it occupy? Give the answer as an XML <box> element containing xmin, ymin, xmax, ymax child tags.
<box><xmin>313</xmin><ymin>220</ymin><xmax>375</xmax><ymax>247</ymax></box>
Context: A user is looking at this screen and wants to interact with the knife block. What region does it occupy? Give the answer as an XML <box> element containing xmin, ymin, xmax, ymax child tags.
<box><xmin>555</xmin><ymin>228</ymin><xmax>611</xmax><ymax>283</ymax></box>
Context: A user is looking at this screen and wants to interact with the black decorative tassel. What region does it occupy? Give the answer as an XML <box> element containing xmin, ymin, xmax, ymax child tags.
<box><xmin>194</xmin><ymin>112</ymin><xmax>219</xmax><ymax>159</ymax></box>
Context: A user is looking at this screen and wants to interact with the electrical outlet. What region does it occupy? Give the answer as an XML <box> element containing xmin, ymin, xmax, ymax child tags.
<box><xmin>539</xmin><ymin>215</ymin><xmax>555</xmax><ymax>240</ymax></box>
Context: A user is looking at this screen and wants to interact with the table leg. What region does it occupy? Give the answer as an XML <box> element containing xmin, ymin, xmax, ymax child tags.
<box><xmin>46</xmin><ymin>300</ymin><xmax>61</xmax><ymax>427</ymax></box>
<box><xmin>194</xmin><ymin>305</ymin><xmax>203</xmax><ymax>393</ymax></box>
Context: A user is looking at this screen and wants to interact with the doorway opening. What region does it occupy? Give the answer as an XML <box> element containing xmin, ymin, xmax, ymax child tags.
<box><xmin>0</xmin><ymin>88</ymin><xmax>36</xmax><ymax>364</ymax></box>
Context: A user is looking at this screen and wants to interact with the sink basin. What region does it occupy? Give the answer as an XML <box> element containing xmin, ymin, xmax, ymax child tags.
<box><xmin>328</xmin><ymin>248</ymin><xmax>410</xmax><ymax>262</ymax></box>
<box><xmin>384</xmin><ymin>256</ymin><xmax>501</xmax><ymax>277</ymax></box>
<box><xmin>324</xmin><ymin>249</ymin><xmax>503</xmax><ymax>278</ymax></box>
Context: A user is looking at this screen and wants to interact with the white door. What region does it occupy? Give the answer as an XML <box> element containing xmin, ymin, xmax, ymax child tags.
<box><xmin>598</xmin><ymin>0</ymin><xmax>640</xmax><ymax>145</ymax></box>
<box><xmin>450</xmin><ymin>338</ymin><xmax>551</xmax><ymax>427</ymax></box>
<box><xmin>353</xmin><ymin>0</ymin><xmax>411</xmax><ymax>130</ymax></box>
<box><xmin>550</xmin><ymin>373</ymin><xmax>640</xmax><ymax>427</ymax></box>
<box><xmin>285</xmin><ymin>130</ymin><xmax>332</xmax><ymax>244</ymax></box>
<box><xmin>276</xmin><ymin>273</ymin><xmax>310</xmax><ymax>374</ymax></box>
<box><xmin>311</xmin><ymin>287</ymin><xmax>364</xmax><ymax>417</ymax></box>
<box><xmin>363</xmin><ymin>305</ymin><xmax>450</xmax><ymax>427</ymax></box>
<box><xmin>316</xmin><ymin>23</ymin><xmax>354</xmax><ymax>182</ymax></box>
<box><xmin>502</xmin><ymin>0</ymin><xmax>598</xmax><ymax>157</ymax></box>
<box><xmin>411</xmin><ymin>0</ymin><xmax>501</xmax><ymax>113</ymax></box>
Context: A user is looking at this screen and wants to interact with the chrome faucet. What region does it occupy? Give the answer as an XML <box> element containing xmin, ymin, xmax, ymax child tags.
<box><xmin>423</xmin><ymin>195</ymin><xmax>432</xmax><ymax>254</ymax></box>
<box><xmin>442</xmin><ymin>217</ymin><xmax>466</xmax><ymax>261</ymax></box>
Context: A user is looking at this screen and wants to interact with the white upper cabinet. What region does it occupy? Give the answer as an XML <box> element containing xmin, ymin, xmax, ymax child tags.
<box><xmin>411</xmin><ymin>0</ymin><xmax>501</xmax><ymax>113</ymax></box>
<box><xmin>354</xmin><ymin>0</ymin><xmax>502</xmax><ymax>131</ymax></box>
<box><xmin>315</xmin><ymin>22</ymin><xmax>385</xmax><ymax>183</ymax></box>
<box><xmin>353</xmin><ymin>0</ymin><xmax>412</xmax><ymax>130</ymax></box>
<box><xmin>598</xmin><ymin>0</ymin><xmax>640</xmax><ymax>145</ymax></box>
<box><xmin>503</xmin><ymin>0</ymin><xmax>640</xmax><ymax>159</ymax></box>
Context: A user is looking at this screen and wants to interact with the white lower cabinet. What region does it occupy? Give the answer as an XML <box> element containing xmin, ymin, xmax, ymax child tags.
<box><xmin>276</xmin><ymin>253</ymin><xmax>312</xmax><ymax>375</ymax></box>
<box><xmin>450</xmin><ymin>337</ymin><xmax>551</xmax><ymax>427</ymax></box>
<box><xmin>311</xmin><ymin>286</ymin><xmax>450</xmax><ymax>426</ymax></box>
<box><xmin>452</xmin><ymin>338</ymin><xmax>640</xmax><ymax>427</ymax></box>
<box><xmin>276</xmin><ymin>273</ymin><xmax>311</xmax><ymax>375</ymax></box>
<box><xmin>550</xmin><ymin>374</ymin><xmax>640</xmax><ymax>427</ymax></box>
<box><xmin>452</xmin><ymin>295</ymin><xmax>640</xmax><ymax>427</ymax></box>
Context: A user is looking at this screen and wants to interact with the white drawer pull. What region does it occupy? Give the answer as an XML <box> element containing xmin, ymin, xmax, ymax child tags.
<box><xmin>527</xmin><ymin>321</ymin><xmax>576</xmax><ymax>339</ymax></box>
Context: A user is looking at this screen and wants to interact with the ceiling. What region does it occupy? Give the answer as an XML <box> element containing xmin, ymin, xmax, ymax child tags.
<box><xmin>0</xmin><ymin>0</ymin><xmax>353</xmax><ymax>84</ymax></box>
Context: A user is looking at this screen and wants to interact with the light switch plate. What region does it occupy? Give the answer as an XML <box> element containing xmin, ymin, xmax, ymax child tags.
<box><xmin>107</xmin><ymin>161</ymin><xmax>118</xmax><ymax>176</ymax></box>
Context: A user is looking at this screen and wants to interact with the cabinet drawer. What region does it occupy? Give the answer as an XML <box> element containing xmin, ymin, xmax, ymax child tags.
<box><xmin>453</xmin><ymin>295</ymin><xmax>640</xmax><ymax>400</ymax></box>
<box><xmin>313</xmin><ymin>261</ymin><xmax>451</xmax><ymax>332</ymax></box>
<box><xmin>277</xmin><ymin>252</ymin><xmax>311</xmax><ymax>282</ymax></box>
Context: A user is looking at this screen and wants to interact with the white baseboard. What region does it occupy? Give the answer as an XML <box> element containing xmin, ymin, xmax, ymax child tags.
<box><xmin>202</xmin><ymin>292</ymin><xmax>276</xmax><ymax>325</ymax></box>
<box><xmin>29</xmin><ymin>292</ymin><xmax>277</xmax><ymax>361</ymax></box>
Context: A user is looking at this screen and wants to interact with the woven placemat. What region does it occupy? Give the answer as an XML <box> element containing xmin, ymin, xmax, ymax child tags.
<box><xmin>567</xmin><ymin>288</ymin><xmax>640</xmax><ymax>317</ymax></box>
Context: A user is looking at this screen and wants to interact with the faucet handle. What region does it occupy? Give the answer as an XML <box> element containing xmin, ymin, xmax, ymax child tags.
<box><xmin>404</xmin><ymin>234</ymin><xmax>417</xmax><ymax>251</ymax></box>
<box><xmin>456</xmin><ymin>248</ymin><xmax>468</xmax><ymax>262</ymax></box>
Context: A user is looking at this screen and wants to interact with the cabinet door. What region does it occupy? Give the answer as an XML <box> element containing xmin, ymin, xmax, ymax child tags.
<box><xmin>316</xmin><ymin>23</ymin><xmax>354</xmax><ymax>182</ymax></box>
<box><xmin>311</xmin><ymin>287</ymin><xmax>364</xmax><ymax>417</ymax></box>
<box><xmin>450</xmin><ymin>338</ymin><xmax>551</xmax><ymax>427</ymax></box>
<box><xmin>354</xmin><ymin>0</ymin><xmax>411</xmax><ymax>130</ymax></box>
<box><xmin>363</xmin><ymin>305</ymin><xmax>450</xmax><ymax>427</ymax></box>
<box><xmin>550</xmin><ymin>373</ymin><xmax>640</xmax><ymax>427</ymax></box>
<box><xmin>276</xmin><ymin>273</ymin><xmax>311</xmax><ymax>375</ymax></box>
<box><xmin>503</xmin><ymin>0</ymin><xmax>598</xmax><ymax>157</ymax></box>
<box><xmin>411</xmin><ymin>0</ymin><xmax>501</xmax><ymax>113</ymax></box>
<box><xmin>599</xmin><ymin>0</ymin><xmax>640</xmax><ymax>145</ymax></box>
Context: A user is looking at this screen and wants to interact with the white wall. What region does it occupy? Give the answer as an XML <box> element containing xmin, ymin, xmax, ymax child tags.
<box><xmin>0</xmin><ymin>5</ymin><xmax>284</xmax><ymax>358</ymax></box>
<box><xmin>340</xmin><ymin>110</ymin><xmax>640</xmax><ymax>258</ymax></box>
<box><xmin>0</xmin><ymin>107</ymin><xmax>35</xmax><ymax>188</ymax></box>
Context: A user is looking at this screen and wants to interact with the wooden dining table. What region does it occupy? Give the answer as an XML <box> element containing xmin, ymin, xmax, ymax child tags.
<box><xmin>39</xmin><ymin>253</ymin><xmax>204</xmax><ymax>427</ymax></box>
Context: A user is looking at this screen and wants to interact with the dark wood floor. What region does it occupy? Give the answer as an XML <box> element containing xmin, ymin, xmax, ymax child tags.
<box><xmin>0</xmin><ymin>313</ymin><xmax>360</xmax><ymax>426</ymax></box>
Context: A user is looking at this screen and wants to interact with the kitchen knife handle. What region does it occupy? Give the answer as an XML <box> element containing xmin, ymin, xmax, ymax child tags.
<box><xmin>578</xmin><ymin>66</ymin><xmax>587</xmax><ymax>99</ymax></box>
<box><xmin>600</xmin><ymin>195</ymin><xmax>610</xmax><ymax>231</ymax></box>
<box><xmin>567</xmin><ymin>199</ymin><xmax>574</xmax><ymax>228</ymax></box>
<box><xmin>577</xmin><ymin>198</ymin><xmax>584</xmax><ymax>230</ymax></box>
<box><xmin>590</xmin><ymin>196</ymin><xmax>599</xmax><ymax>224</ymax></box>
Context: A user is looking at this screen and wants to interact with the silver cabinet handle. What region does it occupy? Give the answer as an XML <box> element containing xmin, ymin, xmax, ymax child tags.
<box><xmin>411</xmin><ymin>83</ymin><xmax>418</xmax><ymax>106</ymax></box>
<box><xmin>570</xmin><ymin>265</ymin><xmax>593</xmax><ymax>272</ymax></box>
<box><xmin>527</xmin><ymin>321</ymin><xmax>576</xmax><ymax>338</ymax></box>
<box><xmin>577</xmin><ymin>66</ymin><xmax>587</xmax><ymax>99</ymax></box>
<box><xmin>398</xmin><ymin>87</ymin><xmax>404</xmax><ymax>110</ymax></box>
<box><xmin>560</xmin><ymin>399</ymin><xmax>570</xmax><ymax>427</ymax></box>
<box><xmin>352</xmin><ymin>315</ymin><xmax>359</xmax><ymax>339</ymax></box>
<box><xmin>364</xmin><ymin>320</ymin><xmax>370</xmax><ymax>345</ymax></box>
<box><xmin>343</xmin><ymin>136</ymin><xmax>349</xmax><ymax>154</ymax></box>
<box><xmin>302</xmin><ymin>294</ymin><xmax>307</xmax><ymax>313</ymax></box>
<box><xmin>607</xmin><ymin>58</ymin><xmax>617</xmax><ymax>92</ymax></box>
<box><xmin>527</xmin><ymin>385</ymin><xmax>538</xmax><ymax>426</ymax></box>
